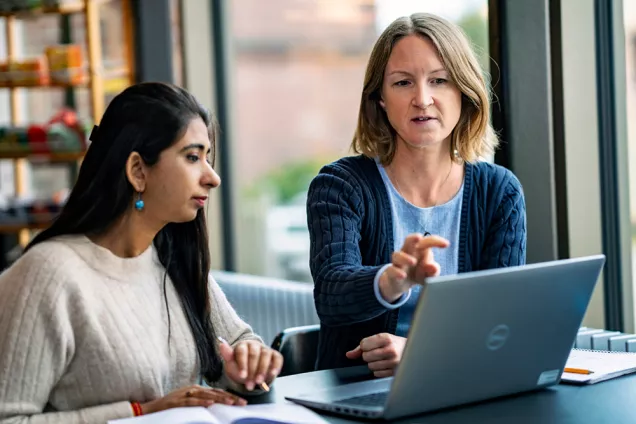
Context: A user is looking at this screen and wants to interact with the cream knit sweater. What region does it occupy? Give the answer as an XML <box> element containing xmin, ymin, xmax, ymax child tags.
<box><xmin>0</xmin><ymin>235</ymin><xmax>262</xmax><ymax>423</ymax></box>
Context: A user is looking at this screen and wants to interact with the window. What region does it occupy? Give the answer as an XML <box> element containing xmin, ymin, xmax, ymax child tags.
<box><xmin>624</xmin><ymin>1</ymin><xmax>636</xmax><ymax>309</ymax></box>
<box><xmin>228</xmin><ymin>0</ymin><xmax>489</xmax><ymax>282</ymax></box>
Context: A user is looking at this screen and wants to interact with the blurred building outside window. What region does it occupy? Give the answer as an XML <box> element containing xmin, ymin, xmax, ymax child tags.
<box><xmin>228</xmin><ymin>0</ymin><xmax>489</xmax><ymax>282</ymax></box>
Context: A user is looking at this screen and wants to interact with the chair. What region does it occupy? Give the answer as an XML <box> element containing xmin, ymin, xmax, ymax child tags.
<box><xmin>212</xmin><ymin>270</ymin><xmax>319</xmax><ymax>346</ymax></box>
<box><xmin>271</xmin><ymin>324</ymin><xmax>320</xmax><ymax>377</ymax></box>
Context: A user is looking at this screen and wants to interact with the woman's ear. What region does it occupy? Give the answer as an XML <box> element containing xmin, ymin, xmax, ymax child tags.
<box><xmin>379</xmin><ymin>99</ymin><xmax>386</xmax><ymax>109</ymax></box>
<box><xmin>126</xmin><ymin>152</ymin><xmax>147</xmax><ymax>193</ymax></box>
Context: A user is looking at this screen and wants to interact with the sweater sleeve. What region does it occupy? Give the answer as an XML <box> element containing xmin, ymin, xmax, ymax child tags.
<box><xmin>307</xmin><ymin>167</ymin><xmax>393</xmax><ymax>327</ymax></box>
<box><xmin>207</xmin><ymin>275</ymin><xmax>267</xmax><ymax>395</ymax></box>
<box><xmin>480</xmin><ymin>173</ymin><xmax>527</xmax><ymax>269</ymax></box>
<box><xmin>207</xmin><ymin>275</ymin><xmax>262</xmax><ymax>347</ymax></box>
<box><xmin>0</xmin><ymin>248</ymin><xmax>135</xmax><ymax>424</ymax></box>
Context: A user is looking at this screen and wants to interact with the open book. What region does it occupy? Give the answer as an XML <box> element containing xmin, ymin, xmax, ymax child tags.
<box><xmin>561</xmin><ymin>348</ymin><xmax>636</xmax><ymax>384</ymax></box>
<box><xmin>108</xmin><ymin>403</ymin><xmax>328</xmax><ymax>424</ymax></box>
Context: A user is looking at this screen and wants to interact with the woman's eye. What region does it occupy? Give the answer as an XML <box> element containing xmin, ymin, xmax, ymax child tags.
<box><xmin>432</xmin><ymin>78</ymin><xmax>447</xmax><ymax>85</ymax></box>
<box><xmin>394</xmin><ymin>80</ymin><xmax>410</xmax><ymax>87</ymax></box>
<box><xmin>187</xmin><ymin>154</ymin><xmax>199</xmax><ymax>162</ymax></box>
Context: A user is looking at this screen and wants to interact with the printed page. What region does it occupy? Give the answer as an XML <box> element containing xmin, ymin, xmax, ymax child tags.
<box><xmin>108</xmin><ymin>406</ymin><xmax>218</xmax><ymax>424</ymax></box>
<box><xmin>208</xmin><ymin>403</ymin><xmax>329</xmax><ymax>424</ymax></box>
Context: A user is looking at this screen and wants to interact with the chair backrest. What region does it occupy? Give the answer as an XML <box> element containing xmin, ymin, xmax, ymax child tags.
<box><xmin>271</xmin><ymin>324</ymin><xmax>320</xmax><ymax>377</ymax></box>
<box><xmin>212</xmin><ymin>270</ymin><xmax>319</xmax><ymax>346</ymax></box>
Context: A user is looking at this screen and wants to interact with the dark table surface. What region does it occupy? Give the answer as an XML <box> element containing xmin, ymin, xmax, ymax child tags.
<box><xmin>248</xmin><ymin>366</ymin><xmax>636</xmax><ymax>423</ymax></box>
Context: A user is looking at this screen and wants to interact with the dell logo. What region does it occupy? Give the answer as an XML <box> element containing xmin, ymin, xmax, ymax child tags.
<box><xmin>486</xmin><ymin>324</ymin><xmax>510</xmax><ymax>350</ymax></box>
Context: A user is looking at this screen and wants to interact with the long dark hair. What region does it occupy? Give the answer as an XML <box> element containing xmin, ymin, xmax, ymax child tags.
<box><xmin>26</xmin><ymin>82</ymin><xmax>223</xmax><ymax>382</ymax></box>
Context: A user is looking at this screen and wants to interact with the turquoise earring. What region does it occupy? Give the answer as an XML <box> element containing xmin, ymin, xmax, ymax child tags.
<box><xmin>134</xmin><ymin>192</ymin><xmax>145</xmax><ymax>211</ymax></box>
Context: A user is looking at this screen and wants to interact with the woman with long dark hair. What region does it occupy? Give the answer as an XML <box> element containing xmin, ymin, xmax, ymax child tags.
<box><xmin>0</xmin><ymin>82</ymin><xmax>283</xmax><ymax>423</ymax></box>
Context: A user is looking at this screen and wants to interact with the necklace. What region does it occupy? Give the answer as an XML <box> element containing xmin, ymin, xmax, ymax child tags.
<box><xmin>389</xmin><ymin>161</ymin><xmax>454</xmax><ymax>237</ymax></box>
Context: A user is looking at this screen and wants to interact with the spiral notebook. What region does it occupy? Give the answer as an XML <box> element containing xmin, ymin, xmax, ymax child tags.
<box><xmin>561</xmin><ymin>348</ymin><xmax>636</xmax><ymax>384</ymax></box>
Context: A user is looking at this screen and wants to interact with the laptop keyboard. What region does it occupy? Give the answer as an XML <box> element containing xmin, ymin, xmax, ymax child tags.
<box><xmin>335</xmin><ymin>391</ymin><xmax>389</xmax><ymax>407</ymax></box>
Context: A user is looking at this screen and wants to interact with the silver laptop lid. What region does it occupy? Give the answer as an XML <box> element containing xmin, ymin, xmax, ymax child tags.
<box><xmin>383</xmin><ymin>255</ymin><xmax>605</xmax><ymax>420</ymax></box>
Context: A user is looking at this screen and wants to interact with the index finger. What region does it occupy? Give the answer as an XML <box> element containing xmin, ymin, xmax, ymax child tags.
<box><xmin>267</xmin><ymin>350</ymin><xmax>283</xmax><ymax>381</ymax></box>
<box><xmin>400</xmin><ymin>233</ymin><xmax>424</xmax><ymax>256</ymax></box>
<box><xmin>414</xmin><ymin>235</ymin><xmax>450</xmax><ymax>252</ymax></box>
<box><xmin>193</xmin><ymin>388</ymin><xmax>246</xmax><ymax>406</ymax></box>
<box><xmin>234</xmin><ymin>343</ymin><xmax>249</xmax><ymax>379</ymax></box>
<box><xmin>209</xmin><ymin>388</ymin><xmax>247</xmax><ymax>406</ymax></box>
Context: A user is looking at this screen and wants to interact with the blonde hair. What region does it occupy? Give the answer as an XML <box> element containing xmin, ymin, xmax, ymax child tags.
<box><xmin>351</xmin><ymin>13</ymin><xmax>498</xmax><ymax>165</ymax></box>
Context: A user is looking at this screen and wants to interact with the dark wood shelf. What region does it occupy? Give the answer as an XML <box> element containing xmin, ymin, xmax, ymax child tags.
<box><xmin>0</xmin><ymin>81</ymin><xmax>88</xmax><ymax>89</ymax></box>
<box><xmin>0</xmin><ymin>151</ymin><xmax>85</xmax><ymax>162</ymax></box>
<box><xmin>1</xmin><ymin>68</ymin><xmax>131</xmax><ymax>90</ymax></box>
<box><xmin>0</xmin><ymin>220</ymin><xmax>52</xmax><ymax>233</ymax></box>
<box><xmin>0</xmin><ymin>3</ymin><xmax>85</xmax><ymax>18</ymax></box>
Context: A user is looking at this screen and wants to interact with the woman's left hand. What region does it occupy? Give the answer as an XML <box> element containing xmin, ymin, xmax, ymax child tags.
<box><xmin>346</xmin><ymin>333</ymin><xmax>406</xmax><ymax>378</ymax></box>
<box><xmin>218</xmin><ymin>338</ymin><xmax>284</xmax><ymax>391</ymax></box>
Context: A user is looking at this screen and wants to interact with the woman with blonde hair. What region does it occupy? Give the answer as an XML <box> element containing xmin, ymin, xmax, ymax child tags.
<box><xmin>307</xmin><ymin>13</ymin><xmax>526</xmax><ymax>374</ymax></box>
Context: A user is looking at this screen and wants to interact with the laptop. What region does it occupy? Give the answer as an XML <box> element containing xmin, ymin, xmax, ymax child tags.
<box><xmin>286</xmin><ymin>255</ymin><xmax>606</xmax><ymax>420</ymax></box>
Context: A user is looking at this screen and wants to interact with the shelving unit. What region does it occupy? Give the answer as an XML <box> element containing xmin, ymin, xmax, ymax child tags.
<box><xmin>0</xmin><ymin>3</ymin><xmax>85</xmax><ymax>18</ymax></box>
<box><xmin>0</xmin><ymin>220</ymin><xmax>55</xmax><ymax>233</ymax></box>
<box><xmin>0</xmin><ymin>0</ymin><xmax>134</xmax><ymax>246</ymax></box>
<box><xmin>0</xmin><ymin>151</ymin><xmax>85</xmax><ymax>161</ymax></box>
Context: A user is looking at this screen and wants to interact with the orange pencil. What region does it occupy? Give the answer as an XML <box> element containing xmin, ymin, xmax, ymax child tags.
<box><xmin>564</xmin><ymin>367</ymin><xmax>593</xmax><ymax>375</ymax></box>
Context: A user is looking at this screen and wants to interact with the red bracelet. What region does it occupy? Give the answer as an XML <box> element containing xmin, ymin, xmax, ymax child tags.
<box><xmin>131</xmin><ymin>402</ymin><xmax>143</xmax><ymax>416</ymax></box>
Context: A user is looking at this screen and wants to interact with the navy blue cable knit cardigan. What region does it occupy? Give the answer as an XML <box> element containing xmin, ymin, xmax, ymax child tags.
<box><xmin>306</xmin><ymin>155</ymin><xmax>527</xmax><ymax>370</ymax></box>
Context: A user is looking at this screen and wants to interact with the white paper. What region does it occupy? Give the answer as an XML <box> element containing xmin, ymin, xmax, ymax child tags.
<box><xmin>108</xmin><ymin>407</ymin><xmax>215</xmax><ymax>424</ymax></box>
<box><xmin>562</xmin><ymin>349</ymin><xmax>636</xmax><ymax>384</ymax></box>
<box><xmin>208</xmin><ymin>403</ymin><xmax>329</xmax><ymax>424</ymax></box>
<box><xmin>108</xmin><ymin>403</ymin><xmax>328</xmax><ymax>424</ymax></box>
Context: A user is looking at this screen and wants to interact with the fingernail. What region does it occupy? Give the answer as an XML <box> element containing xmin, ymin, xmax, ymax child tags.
<box><xmin>255</xmin><ymin>374</ymin><xmax>264</xmax><ymax>384</ymax></box>
<box><xmin>246</xmin><ymin>381</ymin><xmax>255</xmax><ymax>391</ymax></box>
<box><xmin>240</xmin><ymin>370</ymin><xmax>247</xmax><ymax>379</ymax></box>
<box><xmin>217</xmin><ymin>336</ymin><xmax>228</xmax><ymax>345</ymax></box>
<box><xmin>224</xmin><ymin>398</ymin><xmax>235</xmax><ymax>405</ymax></box>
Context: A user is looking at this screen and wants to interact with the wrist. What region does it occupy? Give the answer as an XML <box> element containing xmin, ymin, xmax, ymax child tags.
<box><xmin>379</xmin><ymin>271</ymin><xmax>404</xmax><ymax>303</ymax></box>
<box><xmin>131</xmin><ymin>401</ymin><xmax>144</xmax><ymax>416</ymax></box>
